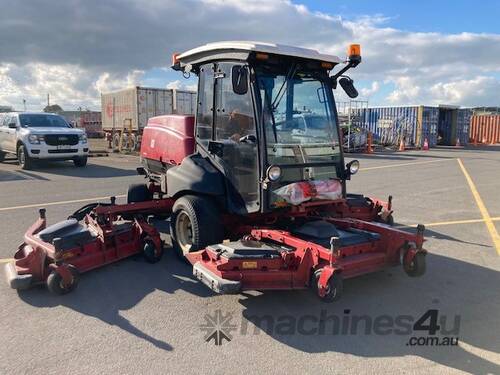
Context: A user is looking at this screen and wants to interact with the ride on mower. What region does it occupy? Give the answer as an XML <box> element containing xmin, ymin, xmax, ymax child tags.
<box><xmin>133</xmin><ymin>41</ymin><xmax>426</xmax><ymax>301</ymax></box>
<box><xmin>5</xmin><ymin>198</ymin><xmax>167</xmax><ymax>294</ymax></box>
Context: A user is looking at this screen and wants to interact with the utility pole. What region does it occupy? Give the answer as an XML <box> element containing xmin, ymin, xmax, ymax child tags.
<box><xmin>23</xmin><ymin>99</ymin><xmax>26</xmax><ymax>111</ymax></box>
<box><xmin>47</xmin><ymin>93</ymin><xmax>50</xmax><ymax>108</ymax></box>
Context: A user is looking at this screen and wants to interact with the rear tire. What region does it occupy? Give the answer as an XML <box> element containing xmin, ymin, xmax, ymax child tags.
<box><xmin>127</xmin><ymin>183</ymin><xmax>152</xmax><ymax>203</ymax></box>
<box><xmin>17</xmin><ymin>145</ymin><xmax>33</xmax><ymax>170</ymax></box>
<box><xmin>73</xmin><ymin>156</ymin><xmax>87</xmax><ymax>167</ymax></box>
<box><xmin>170</xmin><ymin>195</ymin><xmax>223</xmax><ymax>259</ymax></box>
<box><xmin>46</xmin><ymin>265</ymin><xmax>80</xmax><ymax>295</ymax></box>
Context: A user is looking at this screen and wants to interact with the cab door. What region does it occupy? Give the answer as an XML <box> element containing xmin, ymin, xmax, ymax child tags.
<box><xmin>212</xmin><ymin>62</ymin><xmax>260</xmax><ymax>213</ymax></box>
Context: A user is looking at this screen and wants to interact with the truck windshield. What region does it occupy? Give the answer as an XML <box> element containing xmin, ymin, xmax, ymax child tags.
<box><xmin>257</xmin><ymin>69</ymin><xmax>341</xmax><ymax>167</ymax></box>
<box><xmin>19</xmin><ymin>114</ymin><xmax>70</xmax><ymax>128</ymax></box>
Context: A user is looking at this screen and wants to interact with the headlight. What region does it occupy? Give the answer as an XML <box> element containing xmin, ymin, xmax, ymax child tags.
<box><xmin>28</xmin><ymin>134</ymin><xmax>43</xmax><ymax>144</ymax></box>
<box><xmin>266</xmin><ymin>165</ymin><xmax>282</xmax><ymax>182</ymax></box>
<box><xmin>79</xmin><ymin>133</ymin><xmax>88</xmax><ymax>143</ymax></box>
<box><xmin>347</xmin><ymin>160</ymin><xmax>360</xmax><ymax>175</ymax></box>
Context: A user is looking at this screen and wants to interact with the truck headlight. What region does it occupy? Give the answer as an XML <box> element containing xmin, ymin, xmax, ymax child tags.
<box><xmin>28</xmin><ymin>134</ymin><xmax>43</xmax><ymax>144</ymax></box>
<box><xmin>79</xmin><ymin>133</ymin><xmax>88</xmax><ymax>144</ymax></box>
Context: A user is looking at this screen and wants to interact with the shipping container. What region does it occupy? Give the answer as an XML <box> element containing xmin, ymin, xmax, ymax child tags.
<box><xmin>470</xmin><ymin>115</ymin><xmax>500</xmax><ymax>144</ymax></box>
<box><xmin>355</xmin><ymin>106</ymin><xmax>439</xmax><ymax>147</ymax></box>
<box><xmin>100</xmin><ymin>87</ymin><xmax>196</xmax><ymax>132</ymax></box>
<box><xmin>356</xmin><ymin>105</ymin><xmax>472</xmax><ymax>148</ymax></box>
<box><xmin>59</xmin><ymin>110</ymin><xmax>102</xmax><ymax>137</ymax></box>
<box><xmin>456</xmin><ymin>109</ymin><xmax>472</xmax><ymax>145</ymax></box>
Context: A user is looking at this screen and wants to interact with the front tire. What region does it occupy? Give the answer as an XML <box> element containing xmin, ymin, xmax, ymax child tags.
<box><xmin>404</xmin><ymin>252</ymin><xmax>426</xmax><ymax>277</ymax></box>
<box><xmin>313</xmin><ymin>269</ymin><xmax>343</xmax><ymax>303</ymax></box>
<box><xmin>17</xmin><ymin>145</ymin><xmax>33</xmax><ymax>170</ymax></box>
<box><xmin>46</xmin><ymin>265</ymin><xmax>80</xmax><ymax>295</ymax></box>
<box><xmin>73</xmin><ymin>156</ymin><xmax>88</xmax><ymax>167</ymax></box>
<box><xmin>142</xmin><ymin>239</ymin><xmax>163</xmax><ymax>263</ymax></box>
<box><xmin>170</xmin><ymin>195</ymin><xmax>223</xmax><ymax>259</ymax></box>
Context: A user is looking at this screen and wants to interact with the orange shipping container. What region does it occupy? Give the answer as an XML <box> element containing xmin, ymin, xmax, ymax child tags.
<box><xmin>469</xmin><ymin>115</ymin><xmax>500</xmax><ymax>144</ymax></box>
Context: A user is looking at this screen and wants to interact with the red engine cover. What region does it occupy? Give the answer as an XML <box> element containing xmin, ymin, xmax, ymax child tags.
<box><xmin>140</xmin><ymin>115</ymin><xmax>195</xmax><ymax>165</ymax></box>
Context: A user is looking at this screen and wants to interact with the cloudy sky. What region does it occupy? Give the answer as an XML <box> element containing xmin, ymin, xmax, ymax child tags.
<box><xmin>0</xmin><ymin>0</ymin><xmax>499</xmax><ymax>111</ymax></box>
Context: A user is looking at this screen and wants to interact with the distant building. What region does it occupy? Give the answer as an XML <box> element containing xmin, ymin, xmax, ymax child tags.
<box><xmin>0</xmin><ymin>105</ymin><xmax>14</xmax><ymax>113</ymax></box>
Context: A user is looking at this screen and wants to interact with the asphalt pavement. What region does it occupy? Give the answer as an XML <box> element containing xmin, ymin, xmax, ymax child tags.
<box><xmin>0</xmin><ymin>147</ymin><xmax>499</xmax><ymax>374</ymax></box>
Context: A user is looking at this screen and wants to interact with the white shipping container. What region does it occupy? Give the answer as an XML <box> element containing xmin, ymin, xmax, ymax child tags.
<box><xmin>101</xmin><ymin>86</ymin><xmax>196</xmax><ymax>132</ymax></box>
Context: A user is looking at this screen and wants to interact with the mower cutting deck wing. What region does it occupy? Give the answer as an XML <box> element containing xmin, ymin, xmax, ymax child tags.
<box><xmin>5</xmin><ymin>199</ymin><xmax>169</xmax><ymax>295</ymax></box>
<box><xmin>187</xmin><ymin>219</ymin><xmax>426</xmax><ymax>302</ymax></box>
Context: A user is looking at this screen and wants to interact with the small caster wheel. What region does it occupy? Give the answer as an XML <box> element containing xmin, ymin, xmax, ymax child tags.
<box><xmin>312</xmin><ymin>269</ymin><xmax>343</xmax><ymax>303</ymax></box>
<box><xmin>143</xmin><ymin>239</ymin><xmax>163</xmax><ymax>263</ymax></box>
<box><xmin>404</xmin><ymin>252</ymin><xmax>426</xmax><ymax>277</ymax></box>
<box><xmin>47</xmin><ymin>265</ymin><xmax>80</xmax><ymax>295</ymax></box>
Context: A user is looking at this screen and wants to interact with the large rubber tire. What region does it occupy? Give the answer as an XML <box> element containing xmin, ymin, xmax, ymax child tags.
<box><xmin>404</xmin><ymin>252</ymin><xmax>426</xmax><ymax>277</ymax></box>
<box><xmin>142</xmin><ymin>239</ymin><xmax>163</xmax><ymax>263</ymax></box>
<box><xmin>127</xmin><ymin>183</ymin><xmax>153</xmax><ymax>203</ymax></box>
<box><xmin>17</xmin><ymin>145</ymin><xmax>33</xmax><ymax>170</ymax></box>
<box><xmin>46</xmin><ymin>265</ymin><xmax>80</xmax><ymax>295</ymax></box>
<box><xmin>170</xmin><ymin>195</ymin><xmax>223</xmax><ymax>259</ymax></box>
<box><xmin>313</xmin><ymin>269</ymin><xmax>343</xmax><ymax>303</ymax></box>
<box><xmin>0</xmin><ymin>151</ymin><xmax>6</xmax><ymax>162</ymax></box>
<box><xmin>73</xmin><ymin>156</ymin><xmax>88</xmax><ymax>167</ymax></box>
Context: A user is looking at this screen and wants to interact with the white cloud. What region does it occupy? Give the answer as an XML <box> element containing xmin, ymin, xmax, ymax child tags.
<box><xmin>0</xmin><ymin>0</ymin><xmax>498</xmax><ymax>110</ymax></box>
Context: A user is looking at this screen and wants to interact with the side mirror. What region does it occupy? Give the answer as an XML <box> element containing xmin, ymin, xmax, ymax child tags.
<box><xmin>339</xmin><ymin>77</ymin><xmax>358</xmax><ymax>98</ymax></box>
<box><xmin>345</xmin><ymin>160</ymin><xmax>360</xmax><ymax>178</ymax></box>
<box><xmin>8</xmin><ymin>122</ymin><xmax>17</xmax><ymax>129</ymax></box>
<box><xmin>232</xmin><ymin>65</ymin><xmax>248</xmax><ymax>95</ymax></box>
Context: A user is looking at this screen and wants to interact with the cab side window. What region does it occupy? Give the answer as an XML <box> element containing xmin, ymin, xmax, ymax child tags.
<box><xmin>196</xmin><ymin>63</ymin><xmax>214</xmax><ymax>148</ymax></box>
<box><xmin>215</xmin><ymin>63</ymin><xmax>255</xmax><ymax>142</ymax></box>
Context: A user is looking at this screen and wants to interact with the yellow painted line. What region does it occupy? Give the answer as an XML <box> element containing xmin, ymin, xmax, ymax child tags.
<box><xmin>457</xmin><ymin>158</ymin><xmax>500</xmax><ymax>255</ymax></box>
<box><xmin>0</xmin><ymin>258</ymin><xmax>14</xmax><ymax>263</ymax></box>
<box><xmin>0</xmin><ymin>195</ymin><xmax>126</xmax><ymax>213</ymax></box>
<box><xmin>397</xmin><ymin>216</ymin><xmax>500</xmax><ymax>229</ymax></box>
<box><xmin>360</xmin><ymin>158</ymin><xmax>454</xmax><ymax>171</ymax></box>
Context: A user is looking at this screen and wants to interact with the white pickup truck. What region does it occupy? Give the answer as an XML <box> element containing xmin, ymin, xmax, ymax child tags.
<box><xmin>0</xmin><ymin>112</ymin><xmax>89</xmax><ymax>169</ymax></box>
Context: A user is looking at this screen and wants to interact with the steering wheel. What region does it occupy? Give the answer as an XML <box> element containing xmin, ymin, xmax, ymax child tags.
<box><xmin>239</xmin><ymin>134</ymin><xmax>257</xmax><ymax>144</ymax></box>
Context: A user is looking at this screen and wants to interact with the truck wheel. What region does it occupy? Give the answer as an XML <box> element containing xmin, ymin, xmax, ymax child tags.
<box><xmin>127</xmin><ymin>183</ymin><xmax>153</xmax><ymax>203</ymax></box>
<box><xmin>112</xmin><ymin>133</ymin><xmax>120</xmax><ymax>151</ymax></box>
<box><xmin>404</xmin><ymin>252</ymin><xmax>426</xmax><ymax>277</ymax></box>
<box><xmin>73</xmin><ymin>156</ymin><xmax>88</xmax><ymax>167</ymax></box>
<box><xmin>17</xmin><ymin>145</ymin><xmax>33</xmax><ymax>170</ymax></box>
<box><xmin>143</xmin><ymin>239</ymin><xmax>163</xmax><ymax>263</ymax></box>
<box><xmin>0</xmin><ymin>151</ymin><xmax>5</xmax><ymax>162</ymax></box>
<box><xmin>47</xmin><ymin>265</ymin><xmax>80</xmax><ymax>295</ymax></box>
<box><xmin>170</xmin><ymin>195</ymin><xmax>223</xmax><ymax>258</ymax></box>
<box><xmin>313</xmin><ymin>269</ymin><xmax>343</xmax><ymax>302</ymax></box>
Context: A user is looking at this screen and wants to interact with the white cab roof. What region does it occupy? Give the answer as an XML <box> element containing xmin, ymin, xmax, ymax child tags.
<box><xmin>178</xmin><ymin>41</ymin><xmax>343</xmax><ymax>64</ymax></box>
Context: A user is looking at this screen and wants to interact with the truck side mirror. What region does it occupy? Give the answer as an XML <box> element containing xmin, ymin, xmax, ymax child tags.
<box><xmin>8</xmin><ymin>122</ymin><xmax>17</xmax><ymax>129</ymax></box>
<box><xmin>339</xmin><ymin>77</ymin><xmax>358</xmax><ymax>98</ymax></box>
<box><xmin>232</xmin><ymin>65</ymin><xmax>248</xmax><ymax>95</ymax></box>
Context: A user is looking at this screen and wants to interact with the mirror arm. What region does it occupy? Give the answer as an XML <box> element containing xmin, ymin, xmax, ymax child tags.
<box><xmin>330</xmin><ymin>59</ymin><xmax>359</xmax><ymax>82</ymax></box>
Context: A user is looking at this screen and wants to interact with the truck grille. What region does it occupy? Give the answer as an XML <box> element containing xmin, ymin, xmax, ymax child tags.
<box><xmin>44</xmin><ymin>134</ymin><xmax>79</xmax><ymax>146</ymax></box>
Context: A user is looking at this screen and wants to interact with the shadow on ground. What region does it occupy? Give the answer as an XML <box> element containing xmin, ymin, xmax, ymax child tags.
<box><xmin>238</xmin><ymin>253</ymin><xmax>500</xmax><ymax>374</ymax></box>
<box><xmin>17</xmin><ymin>248</ymin><xmax>213</xmax><ymax>351</ymax></box>
<box><xmin>1</xmin><ymin>159</ymin><xmax>137</xmax><ymax>178</ymax></box>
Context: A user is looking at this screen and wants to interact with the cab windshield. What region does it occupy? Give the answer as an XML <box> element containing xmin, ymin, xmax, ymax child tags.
<box><xmin>257</xmin><ymin>67</ymin><xmax>341</xmax><ymax>168</ymax></box>
<box><xmin>19</xmin><ymin>114</ymin><xmax>70</xmax><ymax>128</ymax></box>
